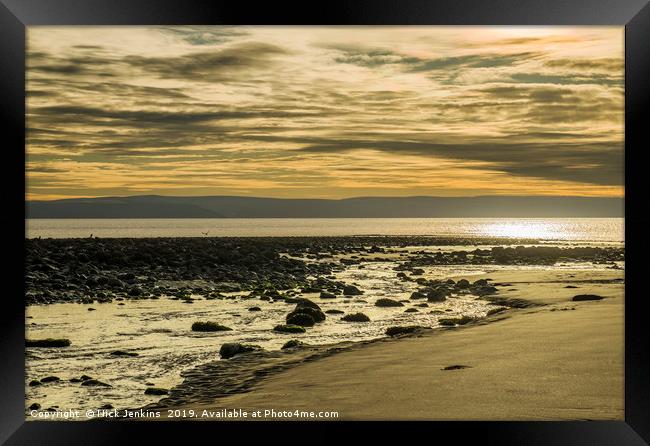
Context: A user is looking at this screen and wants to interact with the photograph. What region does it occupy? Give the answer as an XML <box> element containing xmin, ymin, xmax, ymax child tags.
<box><xmin>24</xmin><ymin>25</ymin><xmax>625</xmax><ymax>421</ymax></box>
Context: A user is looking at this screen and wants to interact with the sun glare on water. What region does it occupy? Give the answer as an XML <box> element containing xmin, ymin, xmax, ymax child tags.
<box><xmin>480</xmin><ymin>221</ymin><xmax>561</xmax><ymax>239</ymax></box>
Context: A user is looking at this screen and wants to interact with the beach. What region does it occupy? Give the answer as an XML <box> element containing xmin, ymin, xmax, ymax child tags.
<box><xmin>182</xmin><ymin>269</ymin><xmax>623</xmax><ymax>421</ymax></box>
<box><xmin>24</xmin><ymin>235</ymin><xmax>624</xmax><ymax>420</ymax></box>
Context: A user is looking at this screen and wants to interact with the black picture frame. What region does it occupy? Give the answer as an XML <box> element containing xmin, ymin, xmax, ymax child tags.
<box><xmin>1</xmin><ymin>0</ymin><xmax>648</xmax><ymax>444</ymax></box>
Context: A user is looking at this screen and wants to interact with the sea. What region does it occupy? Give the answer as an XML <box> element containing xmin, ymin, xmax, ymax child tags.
<box><xmin>25</xmin><ymin>217</ymin><xmax>624</xmax><ymax>242</ymax></box>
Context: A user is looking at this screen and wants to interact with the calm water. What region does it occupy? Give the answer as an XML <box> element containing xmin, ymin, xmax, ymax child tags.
<box><xmin>26</xmin><ymin>217</ymin><xmax>624</xmax><ymax>242</ymax></box>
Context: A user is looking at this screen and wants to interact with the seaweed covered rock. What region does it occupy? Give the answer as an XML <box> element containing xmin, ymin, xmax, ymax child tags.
<box><xmin>427</xmin><ymin>288</ymin><xmax>447</xmax><ymax>302</ymax></box>
<box><xmin>341</xmin><ymin>313</ymin><xmax>370</xmax><ymax>322</ymax></box>
<box><xmin>455</xmin><ymin>279</ymin><xmax>470</xmax><ymax>289</ymax></box>
<box><xmin>343</xmin><ymin>285</ymin><xmax>363</xmax><ymax>296</ymax></box>
<box><xmin>325</xmin><ymin>309</ymin><xmax>344</xmax><ymax>314</ymax></box>
<box><xmin>110</xmin><ymin>350</ymin><xmax>138</xmax><ymax>357</ymax></box>
<box><xmin>274</xmin><ymin>324</ymin><xmax>306</xmax><ymax>334</ymax></box>
<box><xmin>219</xmin><ymin>343</ymin><xmax>263</xmax><ymax>359</ymax></box>
<box><xmin>438</xmin><ymin>316</ymin><xmax>475</xmax><ymax>326</ymax></box>
<box><xmin>410</xmin><ymin>291</ymin><xmax>426</xmax><ymax>300</ymax></box>
<box><xmin>281</xmin><ymin>339</ymin><xmax>306</xmax><ymax>349</ymax></box>
<box><xmin>26</xmin><ymin>338</ymin><xmax>71</xmax><ymax>348</ymax></box>
<box><xmin>385</xmin><ymin>326</ymin><xmax>427</xmax><ymax>337</ymax></box>
<box><xmin>375</xmin><ymin>298</ymin><xmax>404</xmax><ymax>307</ymax></box>
<box><xmin>144</xmin><ymin>387</ymin><xmax>169</xmax><ymax>395</ymax></box>
<box><xmin>81</xmin><ymin>379</ymin><xmax>111</xmax><ymax>387</ymax></box>
<box><xmin>572</xmin><ymin>294</ymin><xmax>604</xmax><ymax>301</ymax></box>
<box><xmin>191</xmin><ymin>321</ymin><xmax>232</xmax><ymax>332</ymax></box>
<box><xmin>286</xmin><ymin>312</ymin><xmax>315</xmax><ymax>327</ymax></box>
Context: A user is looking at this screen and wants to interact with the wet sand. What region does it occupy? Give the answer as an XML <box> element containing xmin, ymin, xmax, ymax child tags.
<box><xmin>166</xmin><ymin>269</ymin><xmax>624</xmax><ymax>420</ymax></box>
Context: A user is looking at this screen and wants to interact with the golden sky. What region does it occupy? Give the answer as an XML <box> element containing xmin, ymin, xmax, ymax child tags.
<box><xmin>26</xmin><ymin>26</ymin><xmax>624</xmax><ymax>200</ymax></box>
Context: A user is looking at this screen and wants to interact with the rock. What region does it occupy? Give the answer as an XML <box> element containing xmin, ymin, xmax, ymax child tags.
<box><xmin>40</xmin><ymin>376</ymin><xmax>60</xmax><ymax>383</ymax></box>
<box><xmin>286</xmin><ymin>312</ymin><xmax>316</xmax><ymax>327</ymax></box>
<box><xmin>343</xmin><ymin>285</ymin><xmax>363</xmax><ymax>296</ymax></box>
<box><xmin>325</xmin><ymin>309</ymin><xmax>344</xmax><ymax>314</ymax></box>
<box><xmin>29</xmin><ymin>403</ymin><xmax>41</xmax><ymax>410</ymax></box>
<box><xmin>375</xmin><ymin>298</ymin><xmax>404</xmax><ymax>307</ymax></box>
<box><xmin>248</xmin><ymin>306</ymin><xmax>262</xmax><ymax>312</ymax></box>
<box><xmin>564</xmin><ymin>285</ymin><xmax>579</xmax><ymax>289</ymax></box>
<box><xmin>281</xmin><ymin>340</ymin><xmax>305</xmax><ymax>349</ymax></box>
<box><xmin>572</xmin><ymin>294</ymin><xmax>604</xmax><ymax>301</ymax></box>
<box><xmin>28</xmin><ymin>380</ymin><xmax>42</xmax><ymax>387</ymax></box>
<box><xmin>219</xmin><ymin>343</ymin><xmax>263</xmax><ymax>359</ymax></box>
<box><xmin>87</xmin><ymin>308</ymin><xmax>96</xmax><ymax>311</ymax></box>
<box><xmin>405</xmin><ymin>308</ymin><xmax>419</xmax><ymax>313</ymax></box>
<box><xmin>100</xmin><ymin>404</ymin><xmax>113</xmax><ymax>409</ymax></box>
<box><xmin>70</xmin><ymin>378</ymin><xmax>82</xmax><ymax>383</ymax></box>
<box><xmin>320</xmin><ymin>291</ymin><xmax>336</xmax><ymax>299</ymax></box>
<box><xmin>287</xmin><ymin>306</ymin><xmax>325</xmax><ymax>323</ymax></box>
<box><xmin>26</xmin><ymin>338</ymin><xmax>71</xmax><ymax>348</ymax></box>
<box><xmin>80</xmin><ymin>375</ymin><xmax>93</xmax><ymax>381</ymax></box>
<box><xmin>110</xmin><ymin>350</ymin><xmax>138</xmax><ymax>357</ymax></box>
<box><xmin>416</xmin><ymin>303</ymin><xmax>429</xmax><ymax>308</ymax></box>
<box><xmin>191</xmin><ymin>321</ymin><xmax>233</xmax><ymax>332</ymax></box>
<box><xmin>144</xmin><ymin>387</ymin><xmax>169</xmax><ymax>395</ymax></box>
<box><xmin>474</xmin><ymin>285</ymin><xmax>498</xmax><ymax>296</ymax></box>
<box><xmin>456</xmin><ymin>279</ymin><xmax>470</xmax><ymax>289</ymax></box>
<box><xmin>427</xmin><ymin>289</ymin><xmax>447</xmax><ymax>302</ymax></box>
<box><xmin>410</xmin><ymin>268</ymin><xmax>425</xmax><ymax>275</ymax></box>
<box><xmin>341</xmin><ymin>312</ymin><xmax>370</xmax><ymax>322</ymax></box>
<box><xmin>442</xmin><ymin>365</ymin><xmax>471</xmax><ymax>370</ymax></box>
<box><xmin>385</xmin><ymin>326</ymin><xmax>427</xmax><ymax>337</ymax></box>
<box><xmin>81</xmin><ymin>379</ymin><xmax>111</xmax><ymax>387</ymax></box>
<box><xmin>127</xmin><ymin>286</ymin><xmax>143</xmax><ymax>297</ymax></box>
<box><xmin>274</xmin><ymin>324</ymin><xmax>306</xmax><ymax>334</ymax></box>
<box><xmin>473</xmin><ymin>279</ymin><xmax>488</xmax><ymax>286</ymax></box>
<box><xmin>410</xmin><ymin>291</ymin><xmax>427</xmax><ymax>300</ymax></box>
<box><xmin>438</xmin><ymin>316</ymin><xmax>474</xmax><ymax>326</ymax></box>
<box><xmin>294</xmin><ymin>298</ymin><xmax>322</xmax><ymax>310</ymax></box>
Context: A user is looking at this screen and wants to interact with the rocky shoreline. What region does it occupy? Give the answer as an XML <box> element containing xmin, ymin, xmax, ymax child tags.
<box><xmin>25</xmin><ymin>236</ymin><xmax>623</xmax><ymax>306</ymax></box>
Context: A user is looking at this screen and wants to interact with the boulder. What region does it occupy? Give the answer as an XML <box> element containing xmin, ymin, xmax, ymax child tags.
<box><xmin>456</xmin><ymin>279</ymin><xmax>470</xmax><ymax>289</ymax></box>
<box><xmin>81</xmin><ymin>379</ymin><xmax>111</xmax><ymax>387</ymax></box>
<box><xmin>248</xmin><ymin>306</ymin><xmax>262</xmax><ymax>312</ymax></box>
<box><xmin>144</xmin><ymin>387</ymin><xmax>169</xmax><ymax>395</ymax></box>
<box><xmin>385</xmin><ymin>326</ymin><xmax>427</xmax><ymax>337</ymax></box>
<box><xmin>219</xmin><ymin>343</ymin><xmax>263</xmax><ymax>359</ymax></box>
<box><xmin>273</xmin><ymin>324</ymin><xmax>306</xmax><ymax>334</ymax></box>
<box><xmin>410</xmin><ymin>291</ymin><xmax>427</xmax><ymax>300</ymax></box>
<box><xmin>286</xmin><ymin>312</ymin><xmax>316</xmax><ymax>327</ymax></box>
<box><xmin>110</xmin><ymin>350</ymin><xmax>138</xmax><ymax>357</ymax></box>
<box><xmin>26</xmin><ymin>338</ymin><xmax>71</xmax><ymax>348</ymax></box>
<box><xmin>343</xmin><ymin>285</ymin><xmax>363</xmax><ymax>296</ymax></box>
<box><xmin>438</xmin><ymin>316</ymin><xmax>474</xmax><ymax>326</ymax></box>
<box><xmin>325</xmin><ymin>309</ymin><xmax>344</xmax><ymax>314</ymax></box>
<box><xmin>281</xmin><ymin>340</ymin><xmax>305</xmax><ymax>349</ymax></box>
<box><xmin>572</xmin><ymin>294</ymin><xmax>604</xmax><ymax>301</ymax></box>
<box><xmin>191</xmin><ymin>321</ymin><xmax>232</xmax><ymax>332</ymax></box>
<box><xmin>427</xmin><ymin>289</ymin><xmax>447</xmax><ymax>302</ymax></box>
<box><xmin>375</xmin><ymin>298</ymin><xmax>404</xmax><ymax>307</ymax></box>
<box><xmin>40</xmin><ymin>376</ymin><xmax>60</xmax><ymax>383</ymax></box>
<box><xmin>287</xmin><ymin>305</ymin><xmax>325</xmax><ymax>323</ymax></box>
<box><xmin>341</xmin><ymin>312</ymin><xmax>370</xmax><ymax>322</ymax></box>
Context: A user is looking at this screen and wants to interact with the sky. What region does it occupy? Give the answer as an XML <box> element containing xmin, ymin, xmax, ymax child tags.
<box><xmin>26</xmin><ymin>26</ymin><xmax>624</xmax><ymax>200</ymax></box>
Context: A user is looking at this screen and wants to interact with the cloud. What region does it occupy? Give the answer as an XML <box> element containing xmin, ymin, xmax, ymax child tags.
<box><xmin>123</xmin><ymin>42</ymin><xmax>290</xmax><ymax>81</ymax></box>
<box><xmin>25</xmin><ymin>26</ymin><xmax>624</xmax><ymax>199</ymax></box>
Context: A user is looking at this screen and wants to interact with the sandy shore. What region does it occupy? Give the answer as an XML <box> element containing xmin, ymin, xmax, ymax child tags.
<box><xmin>167</xmin><ymin>269</ymin><xmax>624</xmax><ymax>420</ymax></box>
